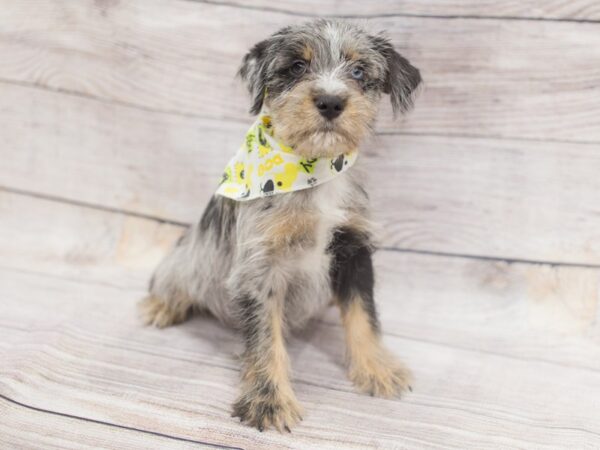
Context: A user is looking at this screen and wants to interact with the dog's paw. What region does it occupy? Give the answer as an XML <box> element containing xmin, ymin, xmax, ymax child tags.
<box><xmin>232</xmin><ymin>384</ymin><xmax>303</xmax><ymax>432</ymax></box>
<box><xmin>138</xmin><ymin>295</ymin><xmax>189</xmax><ymax>328</ymax></box>
<box><xmin>349</xmin><ymin>349</ymin><xmax>413</xmax><ymax>398</ymax></box>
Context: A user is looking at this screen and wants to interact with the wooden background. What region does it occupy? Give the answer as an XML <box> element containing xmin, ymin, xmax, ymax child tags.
<box><xmin>1</xmin><ymin>1</ymin><xmax>600</xmax><ymax>448</ymax></box>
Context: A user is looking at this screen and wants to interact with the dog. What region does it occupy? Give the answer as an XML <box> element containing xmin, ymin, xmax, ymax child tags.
<box><xmin>139</xmin><ymin>19</ymin><xmax>421</xmax><ymax>432</ymax></box>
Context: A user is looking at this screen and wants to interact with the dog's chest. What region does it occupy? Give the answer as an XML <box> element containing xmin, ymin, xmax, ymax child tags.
<box><xmin>280</xmin><ymin>177</ymin><xmax>356</xmax><ymax>327</ymax></box>
<box><xmin>285</xmin><ymin>179</ymin><xmax>356</xmax><ymax>308</ymax></box>
<box><xmin>300</xmin><ymin>175</ymin><xmax>352</xmax><ymax>259</ymax></box>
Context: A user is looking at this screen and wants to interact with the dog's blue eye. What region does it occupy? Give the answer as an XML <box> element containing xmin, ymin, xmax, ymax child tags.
<box><xmin>290</xmin><ymin>60</ymin><xmax>307</xmax><ymax>76</ymax></box>
<box><xmin>351</xmin><ymin>67</ymin><xmax>364</xmax><ymax>80</ymax></box>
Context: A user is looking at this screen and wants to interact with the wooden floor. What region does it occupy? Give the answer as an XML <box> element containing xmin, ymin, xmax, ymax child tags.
<box><xmin>2</xmin><ymin>1</ymin><xmax>600</xmax><ymax>449</ymax></box>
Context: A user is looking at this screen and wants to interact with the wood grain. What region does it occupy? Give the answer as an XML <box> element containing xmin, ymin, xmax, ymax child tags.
<box><xmin>0</xmin><ymin>187</ymin><xmax>183</xmax><ymax>289</ymax></box>
<box><xmin>2</xmin><ymin>264</ymin><xmax>600</xmax><ymax>449</ymax></box>
<box><xmin>2</xmin><ymin>189</ymin><xmax>600</xmax><ymax>448</ymax></box>
<box><xmin>1</xmin><ymin>190</ymin><xmax>598</xmax><ymax>372</ymax></box>
<box><xmin>3</xmin><ymin>84</ymin><xmax>600</xmax><ymax>265</ymax></box>
<box><xmin>1</xmin><ymin>1</ymin><xmax>600</xmax><ymax>143</ymax></box>
<box><xmin>210</xmin><ymin>0</ymin><xmax>600</xmax><ymax>21</ymax></box>
<box><xmin>0</xmin><ymin>395</ymin><xmax>209</xmax><ymax>450</ymax></box>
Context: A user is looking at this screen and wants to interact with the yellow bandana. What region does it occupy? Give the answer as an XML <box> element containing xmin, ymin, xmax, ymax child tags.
<box><xmin>216</xmin><ymin>115</ymin><xmax>358</xmax><ymax>201</ymax></box>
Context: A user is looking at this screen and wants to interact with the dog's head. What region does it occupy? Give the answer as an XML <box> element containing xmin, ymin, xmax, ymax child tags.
<box><xmin>238</xmin><ymin>20</ymin><xmax>421</xmax><ymax>158</ymax></box>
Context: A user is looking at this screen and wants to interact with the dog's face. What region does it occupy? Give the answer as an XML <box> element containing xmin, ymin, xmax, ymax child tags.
<box><xmin>238</xmin><ymin>20</ymin><xmax>421</xmax><ymax>158</ymax></box>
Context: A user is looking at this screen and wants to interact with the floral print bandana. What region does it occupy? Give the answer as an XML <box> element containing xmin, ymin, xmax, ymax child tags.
<box><xmin>216</xmin><ymin>115</ymin><xmax>358</xmax><ymax>201</ymax></box>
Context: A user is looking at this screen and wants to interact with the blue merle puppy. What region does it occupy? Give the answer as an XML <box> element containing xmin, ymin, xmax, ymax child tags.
<box><xmin>140</xmin><ymin>19</ymin><xmax>421</xmax><ymax>432</ymax></box>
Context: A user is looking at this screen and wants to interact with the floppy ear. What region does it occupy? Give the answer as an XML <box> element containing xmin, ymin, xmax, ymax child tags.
<box><xmin>372</xmin><ymin>36</ymin><xmax>422</xmax><ymax>116</ymax></box>
<box><xmin>238</xmin><ymin>40</ymin><xmax>270</xmax><ymax>115</ymax></box>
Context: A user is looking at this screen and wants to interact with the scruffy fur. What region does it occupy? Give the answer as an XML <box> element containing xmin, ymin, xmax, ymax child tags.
<box><xmin>140</xmin><ymin>19</ymin><xmax>421</xmax><ymax>432</ymax></box>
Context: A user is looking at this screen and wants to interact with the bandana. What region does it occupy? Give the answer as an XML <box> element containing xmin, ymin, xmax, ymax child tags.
<box><xmin>215</xmin><ymin>115</ymin><xmax>358</xmax><ymax>201</ymax></box>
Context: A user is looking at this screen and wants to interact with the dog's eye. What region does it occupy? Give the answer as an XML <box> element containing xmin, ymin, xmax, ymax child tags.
<box><xmin>290</xmin><ymin>60</ymin><xmax>307</xmax><ymax>76</ymax></box>
<box><xmin>351</xmin><ymin>67</ymin><xmax>364</xmax><ymax>80</ymax></box>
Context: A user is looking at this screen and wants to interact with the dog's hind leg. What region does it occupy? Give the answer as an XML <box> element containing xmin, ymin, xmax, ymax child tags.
<box><xmin>140</xmin><ymin>196</ymin><xmax>238</xmax><ymax>328</ymax></box>
<box><xmin>139</xmin><ymin>294</ymin><xmax>192</xmax><ymax>328</ymax></box>
<box><xmin>139</xmin><ymin>233</ymin><xmax>197</xmax><ymax>328</ymax></box>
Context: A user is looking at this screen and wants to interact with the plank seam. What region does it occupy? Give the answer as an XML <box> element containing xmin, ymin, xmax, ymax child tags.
<box><xmin>3</xmin><ymin>77</ymin><xmax>600</xmax><ymax>146</ymax></box>
<box><xmin>315</xmin><ymin>318</ymin><xmax>600</xmax><ymax>374</ymax></box>
<box><xmin>189</xmin><ymin>0</ymin><xmax>600</xmax><ymax>24</ymax></box>
<box><xmin>0</xmin><ymin>264</ymin><xmax>144</xmax><ymax>292</ymax></box>
<box><xmin>0</xmin><ymin>185</ymin><xmax>189</xmax><ymax>228</ymax></box>
<box><xmin>375</xmin><ymin>130</ymin><xmax>600</xmax><ymax>147</ymax></box>
<box><xmin>380</xmin><ymin>247</ymin><xmax>600</xmax><ymax>270</ymax></box>
<box><xmin>3</xmin><ymin>322</ymin><xmax>600</xmax><ymax>440</ymax></box>
<box><xmin>0</xmin><ymin>78</ymin><xmax>224</xmax><ymax>122</ymax></box>
<box><xmin>3</xmin><ymin>185</ymin><xmax>600</xmax><ymax>269</ymax></box>
<box><xmin>3</xmin><ymin>379</ymin><xmax>599</xmax><ymax>443</ymax></box>
<box><xmin>0</xmin><ymin>393</ymin><xmax>244</xmax><ymax>449</ymax></box>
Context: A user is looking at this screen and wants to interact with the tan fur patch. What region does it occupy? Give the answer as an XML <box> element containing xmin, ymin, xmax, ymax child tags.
<box><xmin>302</xmin><ymin>45</ymin><xmax>313</xmax><ymax>61</ymax></box>
<box><xmin>138</xmin><ymin>295</ymin><xmax>191</xmax><ymax>328</ymax></box>
<box><xmin>338</xmin><ymin>86</ymin><xmax>378</xmax><ymax>143</ymax></box>
<box><xmin>266</xmin><ymin>302</ymin><xmax>296</xmax><ymax>394</ymax></box>
<box><xmin>261</xmin><ymin>209</ymin><xmax>318</xmax><ymax>251</ymax></box>
<box><xmin>344</xmin><ymin>48</ymin><xmax>361</xmax><ymax>62</ymax></box>
<box><xmin>341</xmin><ymin>300</ymin><xmax>412</xmax><ymax>397</ymax></box>
<box><xmin>234</xmin><ymin>301</ymin><xmax>303</xmax><ymax>431</ymax></box>
<box><xmin>268</xmin><ymin>80</ymin><xmax>378</xmax><ymax>159</ymax></box>
<box><xmin>240</xmin><ymin>304</ymin><xmax>292</xmax><ymax>390</ymax></box>
<box><xmin>345</xmin><ymin>212</ymin><xmax>374</xmax><ymax>237</ymax></box>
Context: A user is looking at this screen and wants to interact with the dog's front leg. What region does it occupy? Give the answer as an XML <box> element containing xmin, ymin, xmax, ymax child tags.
<box><xmin>231</xmin><ymin>270</ymin><xmax>303</xmax><ymax>432</ymax></box>
<box><xmin>330</xmin><ymin>227</ymin><xmax>413</xmax><ymax>397</ymax></box>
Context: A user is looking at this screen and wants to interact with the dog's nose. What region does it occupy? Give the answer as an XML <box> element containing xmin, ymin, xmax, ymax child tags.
<box><xmin>314</xmin><ymin>95</ymin><xmax>345</xmax><ymax>120</ymax></box>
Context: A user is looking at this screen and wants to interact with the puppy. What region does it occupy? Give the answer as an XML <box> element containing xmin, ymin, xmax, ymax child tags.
<box><xmin>140</xmin><ymin>19</ymin><xmax>421</xmax><ymax>432</ymax></box>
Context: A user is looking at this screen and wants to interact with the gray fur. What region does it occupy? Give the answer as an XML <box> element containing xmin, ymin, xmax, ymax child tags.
<box><xmin>143</xmin><ymin>20</ymin><xmax>420</xmax><ymax>432</ymax></box>
<box><xmin>238</xmin><ymin>19</ymin><xmax>421</xmax><ymax>115</ymax></box>
<box><xmin>149</xmin><ymin>167</ymin><xmax>369</xmax><ymax>330</ymax></box>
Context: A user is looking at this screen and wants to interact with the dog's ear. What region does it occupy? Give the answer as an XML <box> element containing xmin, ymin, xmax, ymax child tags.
<box><xmin>238</xmin><ymin>39</ymin><xmax>270</xmax><ymax>115</ymax></box>
<box><xmin>371</xmin><ymin>35</ymin><xmax>422</xmax><ymax>116</ymax></box>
